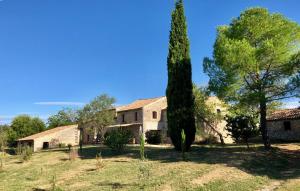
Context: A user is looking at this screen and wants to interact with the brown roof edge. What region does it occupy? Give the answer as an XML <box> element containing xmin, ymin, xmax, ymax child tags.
<box><xmin>116</xmin><ymin>96</ymin><xmax>165</xmax><ymax>112</ymax></box>
<box><xmin>267</xmin><ymin>108</ymin><xmax>300</xmax><ymax>121</ymax></box>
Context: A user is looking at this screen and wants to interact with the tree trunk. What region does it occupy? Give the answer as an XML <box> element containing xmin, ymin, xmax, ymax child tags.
<box><xmin>202</xmin><ymin>118</ymin><xmax>225</xmax><ymax>145</ymax></box>
<box><xmin>245</xmin><ymin>139</ymin><xmax>249</xmax><ymax>149</ymax></box>
<box><xmin>260</xmin><ymin>100</ymin><xmax>271</xmax><ymax>150</ymax></box>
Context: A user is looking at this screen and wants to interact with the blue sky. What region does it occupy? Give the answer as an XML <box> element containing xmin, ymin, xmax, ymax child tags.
<box><xmin>0</xmin><ymin>0</ymin><xmax>299</xmax><ymax>124</ymax></box>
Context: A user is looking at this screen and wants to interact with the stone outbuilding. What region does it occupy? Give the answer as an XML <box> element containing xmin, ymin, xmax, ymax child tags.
<box><xmin>18</xmin><ymin>124</ymin><xmax>80</xmax><ymax>152</ymax></box>
<box><xmin>267</xmin><ymin>108</ymin><xmax>300</xmax><ymax>142</ymax></box>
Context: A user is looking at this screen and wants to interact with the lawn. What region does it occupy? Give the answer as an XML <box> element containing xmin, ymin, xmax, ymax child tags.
<box><xmin>0</xmin><ymin>143</ymin><xmax>299</xmax><ymax>191</ymax></box>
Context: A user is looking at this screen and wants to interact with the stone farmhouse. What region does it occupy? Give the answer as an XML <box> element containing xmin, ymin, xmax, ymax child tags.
<box><xmin>82</xmin><ymin>96</ymin><xmax>168</xmax><ymax>144</ymax></box>
<box><xmin>18</xmin><ymin>96</ymin><xmax>232</xmax><ymax>151</ymax></box>
<box><xmin>83</xmin><ymin>96</ymin><xmax>232</xmax><ymax>144</ymax></box>
<box><xmin>18</xmin><ymin>125</ymin><xmax>80</xmax><ymax>152</ymax></box>
<box><xmin>267</xmin><ymin>108</ymin><xmax>300</xmax><ymax>142</ymax></box>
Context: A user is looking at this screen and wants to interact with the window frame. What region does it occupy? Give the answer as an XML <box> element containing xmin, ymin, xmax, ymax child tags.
<box><xmin>122</xmin><ymin>114</ymin><xmax>125</xmax><ymax>123</ymax></box>
<box><xmin>152</xmin><ymin>111</ymin><xmax>157</xmax><ymax>119</ymax></box>
<box><xmin>134</xmin><ymin>112</ymin><xmax>138</xmax><ymax>121</ymax></box>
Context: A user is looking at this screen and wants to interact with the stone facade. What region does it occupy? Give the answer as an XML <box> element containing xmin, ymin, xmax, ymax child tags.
<box><xmin>112</xmin><ymin>97</ymin><xmax>168</xmax><ymax>143</ymax></box>
<box><xmin>199</xmin><ymin>96</ymin><xmax>233</xmax><ymax>144</ymax></box>
<box><xmin>267</xmin><ymin>108</ymin><xmax>300</xmax><ymax>142</ymax></box>
<box><xmin>267</xmin><ymin>119</ymin><xmax>300</xmax><ymax>141</ymax></box>
<box><xmin>19</xmin><ymin>125</ymin><xmax>80</xmax><ymax>152</ymax></box>
<box><xmin>97</xmin><ymin>96</ymin><xmax>231</xmax><ymax>144</ymax></box>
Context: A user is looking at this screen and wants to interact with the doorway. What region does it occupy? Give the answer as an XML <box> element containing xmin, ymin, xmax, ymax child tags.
<box><xmin>43</xmin><ymin>142</ymin><xmax>49</xmax><ymax>149</ymax></box>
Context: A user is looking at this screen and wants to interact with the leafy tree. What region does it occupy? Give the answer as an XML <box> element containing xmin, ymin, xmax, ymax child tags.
<box><xmin>203</xmin><ymin>8</ymin><xmax>300</xmax><ymax>149</ymax></box>
<box><xmin>193</xmin><ymin>85</ymin><xmax>226</xmax><ymax>144</ymax></box>
<box><xmin>47</xmin><ymin>108</ymin><xmax>78</xmax><ymax>129</ymax></box>
<box><xmin>166</xmin><ymin>0</ymin><xmax>195</xmax><ymax>151</ymax></box>
<box><xmin>10</xmin><ymin>115</ymin><xmax>46</xmax><ymax>144</ymax></box>
<box><xmin>78</xmin><ymin>94</ymin><xmax>116</xmax><ymax>142</ymax></box>
<box><xmin>0</xmin><ymin>125</ymin><xmax>8</xmax><ymax>152</ymax></box>
<box><xmin>225</xmin><ymin>115</ymin><xmax>259</xmax><ymax>149</ymax></box>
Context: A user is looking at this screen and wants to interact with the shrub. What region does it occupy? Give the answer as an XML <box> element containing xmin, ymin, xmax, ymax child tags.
<box><xmin>104</xmin><ymin>128</ymin><xmax>132</xmax><ymax>152</ymax></box>
<box><xmin>58</xmin><ymin>143</ymin><xmax>66</xmax><ymax>148</ymax></box>
<box><xmin>67</xmin><ymin>144</ymin><xmax>72</xmax><ymax>151</ymax></box>
<box><xmin>0</xmin><ymin>154</ymin><xmax>4</xmax><ymax>171</ymax></box>
<box><xmin>145</xmin><ymin>130</ymin><xmax>161</xmax><ymax>144</ymax></box>
<box><xmin>140</xmin><ymin>134</ymin><xmax>145</xmax><ymax>160</ymax></box>
<box><xmin>95</xmin><ymin>152</ymin><xmax>104</xmax><ymax>170</ymax></box>
<box><xmin>17</xmin><ymin>145</ymin><xmax>33</xmax><ymax>162</ymax></box>
<box><xmin>181</xmin><ymin>129</ymin><xmax>186</xmax><ymax>161</ymax></box>
<box><xmin>69</xmin><ymin>147</ymin><xmax>78</xmax><ymax>161</ymax></box>
<box><xmin>225</xmin><ymin>115</ymin><xmax>259</xmax><ymax>148</ymax></box>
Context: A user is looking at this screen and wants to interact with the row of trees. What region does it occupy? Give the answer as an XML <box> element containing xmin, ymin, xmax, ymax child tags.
<box><xmin>167</xmin><ymin>0</ymin><xmax>300</xmax><ymax>151</ymax></box>
<box><xmin>0</xmin><ymin>116</ymin><xmax>46</xmax><ymax>146</ymax></box>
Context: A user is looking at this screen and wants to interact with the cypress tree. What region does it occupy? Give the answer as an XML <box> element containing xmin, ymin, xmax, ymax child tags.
<box><xmin>166</xmin><ymin>0</ymin><xmax>195</xmax><ymax>151</ymax></box>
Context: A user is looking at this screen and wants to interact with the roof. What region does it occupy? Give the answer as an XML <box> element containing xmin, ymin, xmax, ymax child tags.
<box><xmin>18</xmin><ymin>124</ymin><xmax>78</xmax><ymax>141</ymax></box>
<box><xmin>117</xmin><ymin>96</ymin><xmax>165</xmax><ymax>112</ymax></box>
<box><xmin>267</xmin><ymin>108</ymin><xmax>300</xmax><ymax>121</ymax></box>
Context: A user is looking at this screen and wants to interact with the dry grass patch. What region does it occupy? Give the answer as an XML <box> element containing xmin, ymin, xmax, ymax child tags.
<box><xmin>191</xmin><ymin>164</ymin><xmax>251</xmax><ymax>186</ymax></box>
<box><xmin>0</xmin><ymin>144</ymin><xmax>299</xmax><ymax>191</ymax></box>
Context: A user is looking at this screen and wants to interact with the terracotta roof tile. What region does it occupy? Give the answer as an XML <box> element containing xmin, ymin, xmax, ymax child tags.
<box><xmin>117</xmin><ymin>97</ymin><xmax>165</xmax><ymax>112</ymax></box>
<box><xmin>18</xmin><ymin>124</ymin><xmax>78</xmax><ymax>141</ymax></box>
<box><xmin>267</xmin><ymin>108</ymin><xmax>300</xmax><ymax>121</ymax></box>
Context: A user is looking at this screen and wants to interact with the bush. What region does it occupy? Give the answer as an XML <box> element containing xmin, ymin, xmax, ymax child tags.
<box><xmin>67</xmin><ymin>144</ymin><xmax>72</xmax><ymax>151</ymax></box>
<box><xmin>58</xmin><ymin>143</ymin><xmax>66</xmax><ymax>148</ymax></box>
<box><xmin>95</xmin><ymin>152</ymin><xmax>104</xmax><ymax>170</ymax></box>
<box><xmin>140</xmin><ymin>134</ymin><xmax>145</xmax><ymax>160</ymax></box>
<box><xmin>17</xmin><ymin>144</ymin><xmax>33</xmax><ymax>162</ymax></box>
<box><xmin>104</xmin><ymin>128</ymin><xmax>132</xmax><ymax>152</ymax></box>
<box><xmin>69</xmin><ymin>147</ymin><xmax>78</xmax><ymax>161</ymax></box>
<box><xmin>225</xmin><ymin>115</ymin><xmax>259</xmax><ymax>148</ymax></box>
<box><xmin>145</xmin><ymin>130</ymin><xmax>162</xmax><ymax>144</ymax></box>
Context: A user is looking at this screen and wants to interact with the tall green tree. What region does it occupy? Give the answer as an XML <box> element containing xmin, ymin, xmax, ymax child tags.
<box><xmin>9</xmin><ymin>115</ymin><xmax>46</xmax><ymax>145</ymax></box>
<box><xmin>0</xmin><ymin>125</ymin><xmax>8</xmax><ymax>152</ymax></box>
<box><xmin>166</xmin><ymin>0</ymin><xmax>195</xmax><ymax>151</ymax></box>
<box><xmin>78</xmin><ymin>94</ymin><xmax>116</xmax><ymax>142</ymax></box>
<box><xmin>204</xmin><ymin>8</ymin><xmax>300</xmax><ymax>149</ymax></box>
<box><xmin>47</xmin><ymin>108</ymin><xmax>78</xmax><ymax>129</ymax></box>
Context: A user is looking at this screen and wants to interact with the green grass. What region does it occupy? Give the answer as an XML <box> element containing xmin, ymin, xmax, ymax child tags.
<box><xmin>0</xmin><ymin>143</ymin><xmax>299</xmax><ymax>191</ymax></box>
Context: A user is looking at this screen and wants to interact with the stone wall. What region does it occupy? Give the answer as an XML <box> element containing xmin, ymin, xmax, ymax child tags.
<box><xmin>143</xmin><ymin>97</ymin><xmax>167</xmax><ymax>132</ymax></box>
<box><xmin>267</xmin><ymin>119</ymin><xmax>300</xmax><ymax>141</ymax></box>
<box><xmin>32</xmin><ymin>126</ymin><xmax>80</xmax><ymax>151</ymax></box>
<box><xmin>116</xmin><ymin>109</ymin><xmax>143</xmax><ymax>124</ymax></box>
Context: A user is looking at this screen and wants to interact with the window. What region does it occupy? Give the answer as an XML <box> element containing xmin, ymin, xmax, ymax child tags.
<box><xmin>283</xmin><ymin>121</ymin><xmax>291</xmax><ymax>131</ymax></box>
<box><xmin>87</xmin><ymin>135</ymin><xmax>90</xmax><ymax>142</ymax></box>
<box><xmin>152</xmin><ymin>111</ymin><xmax>157</xmax><ymax>119</ymax></box>
<box><xmin>122</xmin><ymin>114</ymin><xmax>125</xmax><ymax>123</ymax></box>
<box><xmin>135</xmin><ymin>112</ymin><xmax>138</xmax><ymax>121</ymax></box>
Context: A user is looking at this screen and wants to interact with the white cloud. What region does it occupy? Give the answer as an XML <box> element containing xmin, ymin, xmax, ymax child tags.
<box><xmin>34</xmin><ymin>102</ymin><xmax>85</xmax><ymax>106</ymax></box>
<box><xmin>0</xmin><ymin>115</ymin><xmax>15</xmax><ymax>120</ymax></box>
<box><xmin>282</xmin><ymin>101</ymin><xmax>300</xmax><ymax>109</ymax></box>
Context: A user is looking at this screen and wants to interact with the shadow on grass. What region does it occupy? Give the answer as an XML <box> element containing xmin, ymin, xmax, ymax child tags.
<box><xmin>63</xmin><ymin>143</ymin><xmax>300</xmax><ymax>180</ymax></box>
<box><xmin>97</xmin><ymin>181</ymin><xmax>138</xmax><ymax>189</ymax></box>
